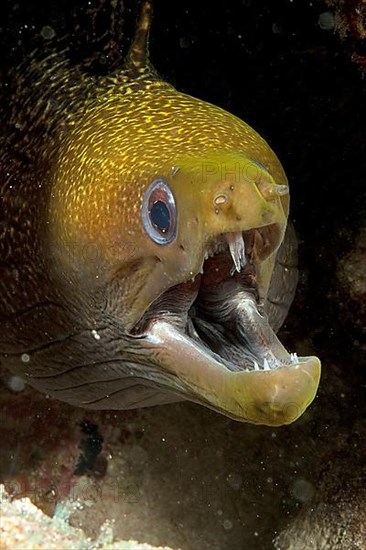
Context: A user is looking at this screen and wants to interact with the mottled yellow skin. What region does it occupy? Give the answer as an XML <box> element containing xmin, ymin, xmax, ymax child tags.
<box><xmin>45</xmin><ymin>75</ymin><xmax>320</xmax><ymax>425</ymax></box>
<box><xmin>50</xmin><ymin>79</ymin><xmax>288</xmax><ymax>325</ymax></box>
<box><xmin>0</xmin><ymin>2</ymin><xmax>321</xmax><ymax>425</ymax></box>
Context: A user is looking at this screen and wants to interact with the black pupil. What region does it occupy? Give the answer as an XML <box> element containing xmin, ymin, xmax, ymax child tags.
<box><xmin>150</xmin><ymin>200</ymin><xmax>170</xmax><ymax>233</ymax></box>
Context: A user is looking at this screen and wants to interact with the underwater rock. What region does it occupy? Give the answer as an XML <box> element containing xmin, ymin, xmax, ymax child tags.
<box><xmin>274</xmin><ymin>431</ymin><xmax>366</xmax><ymax>550</ymax></box>
<box><xmin>325</xmin><ymin>0</ymin><xmax>366</xmax><ymax>69</ymax></box>
<box><xmin>0</xmin><ymin>485</ymin><xmax>176</xmax><ymax>550</ymax></box>
<box><xmin>325</xmin><ymin>0</ymin><xmax>366</xmax><ymax>41</ymax></box>
<box><xmin>333</xmin><ymin>227</ymin><xmax>366</xmax><ymax>347</ymax></box>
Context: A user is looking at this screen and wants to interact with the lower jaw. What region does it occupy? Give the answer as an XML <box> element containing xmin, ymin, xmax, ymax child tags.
<box><xmin>146</xmin><ymin>318</ymin><xmax>321</xmax><ymax>426</ymax></box>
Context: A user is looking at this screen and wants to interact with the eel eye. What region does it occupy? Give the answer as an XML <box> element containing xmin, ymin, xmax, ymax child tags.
<box><xmin>141</xmin><ymin>178</ymin><xmax>177</xmax><ymax>244</ymax></box>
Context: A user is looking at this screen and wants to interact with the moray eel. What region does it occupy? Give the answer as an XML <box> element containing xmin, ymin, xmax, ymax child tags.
<box><xmin>0</xmin><ymin>1</ymin><xmax>320</xmax><ymax>425</ymax></box>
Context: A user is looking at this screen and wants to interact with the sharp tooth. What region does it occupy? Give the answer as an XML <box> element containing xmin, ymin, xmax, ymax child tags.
<box><xmin>263</xmin><ymin>358</ymin><xmax>270</xmax><ymax>370</ymax></box>
<box><xmin>226</xmin><ymin>231</ymin><xmax>247</xmax><ymax>275</ymax></box>
<box><xmin>204</xmin><ymin>251</ymin><xmax>209</xmax><ymax>260</ymax></box>
<box><xmin>290</xmin><ymin>352</ymin><xmax>299</xmax><ymax>364</ymax></box>
<box><xmin>254</xmin><ymin>360</ymin><xmax>260</xmax><ymax>371</ymax></box>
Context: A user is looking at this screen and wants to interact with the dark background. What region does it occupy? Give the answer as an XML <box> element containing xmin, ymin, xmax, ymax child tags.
<box><xmin>150</xmin><ymin>0</ymin><xmax>366</xmax><ymax>361</ymax></box>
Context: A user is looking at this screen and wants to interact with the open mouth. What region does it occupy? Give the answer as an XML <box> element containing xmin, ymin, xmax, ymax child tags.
<box><xmin>130</xmin><ymin>222</ymin><xmax>320</xmax><ymax>425</ymax></box>
<box><xmin>133</xmin><ymin>224</ymin><xmax>296</xmax><ymax>373</ymax></box>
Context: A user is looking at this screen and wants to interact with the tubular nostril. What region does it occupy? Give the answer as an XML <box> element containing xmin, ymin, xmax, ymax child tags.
<box><xmin>248</xmin><ymin>159</ymin><xmax>289</xmax><ymax>202</ymax></box>
<box><xmin>256</xmin><ymin>180</ymin><xmax>289</xmax><ymax>201</ymax></box>
<box><xmin>275</xmin><ymin>184</ymin><xmax>289</xmax><ymax>196</ymax></box>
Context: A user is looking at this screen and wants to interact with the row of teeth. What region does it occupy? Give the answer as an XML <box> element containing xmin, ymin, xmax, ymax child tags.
<box><xmin>253</xmin><ymin>358</ymin><xmax>271</xmax><ymax>371</ymax></box>
<box><xmin>198</xmin><ymin>232</ymin><xmax>247</xmax><ymax>276</ymax></box>
<box><xmin>252</xmin><ymin>353</ymin><xmax>299</xmax><ymax>371</ymax></box>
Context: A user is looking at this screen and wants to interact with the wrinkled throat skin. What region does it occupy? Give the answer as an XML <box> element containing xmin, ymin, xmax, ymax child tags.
<box><xmin>0</xmin><ymin>1</ymin><xmax>320</xmax><ymax>426</ymax></box>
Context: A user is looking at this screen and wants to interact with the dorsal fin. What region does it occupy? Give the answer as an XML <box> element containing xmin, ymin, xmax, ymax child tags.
<box><xmin>124</xmin><ymin>0</ymin><xmax>153</xmax><ymax>74</ymax></box>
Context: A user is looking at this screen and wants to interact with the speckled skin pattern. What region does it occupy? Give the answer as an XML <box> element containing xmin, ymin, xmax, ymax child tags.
<box><xmin>0</xmin><ymin>2</ymin><xmax>320</xmax><ymax>424</ymax></box>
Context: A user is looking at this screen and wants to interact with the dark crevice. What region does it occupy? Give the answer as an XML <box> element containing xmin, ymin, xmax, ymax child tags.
<box><xmin>74</xmin><ymin>420</ymin><xmax>104</xmax><ymax>477</ymax></box>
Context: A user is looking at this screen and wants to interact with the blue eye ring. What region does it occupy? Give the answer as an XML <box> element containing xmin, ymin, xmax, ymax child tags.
<box><xmin>141</xmin><ymin>178</ymin><xmax>177</xmax><ymax>245</ymax></box>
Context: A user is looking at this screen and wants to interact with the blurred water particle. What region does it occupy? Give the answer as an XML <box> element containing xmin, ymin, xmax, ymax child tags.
<box><xmin>318</xmin><ymin>11</ymin><xmax>335</xmax><ymax>31</ymax></box>
<box><xmin>272</xmin><ymin>22</ymin><xmax>283</xmax><ymax>35</ymax></box>
<box><xmin>223</xmin><ymin>519</ymin><xmax>233</xmax><ymax>531</ymax></box>
<box><xmin>6</xmin><ymin>375</ymin><xmax>26</xmax><ymax>392</ymax></box>
<box><xmin>226</xmin><ymin>472</ymin><xmax>243</xmax><ymax>490</ymax></box>
<box><xmin>291</xmin><ymin>478</ymin><xmax>315</xmax><ymax>503</ymax></box>
<box><xmin>41</xmin><ymin>25</ymin><xmax>56</xmax><ymax>40</ymax></box>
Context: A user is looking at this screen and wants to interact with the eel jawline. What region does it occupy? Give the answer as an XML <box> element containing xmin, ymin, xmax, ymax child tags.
<box><xmin>147</xmin><ymin>319</ymin><xmax>320</xmax><ymax>426</ymax></box>
<box><xmin>136</xmin><ymin>228</ymin><xmax>321</xmax><ymax>426</ymax></box>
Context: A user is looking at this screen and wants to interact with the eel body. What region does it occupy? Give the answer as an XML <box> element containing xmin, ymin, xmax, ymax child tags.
<box><xmin>0</xmin><ymin>0</ymin><xmax>320</xmax><ymax>425</ymax></box>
